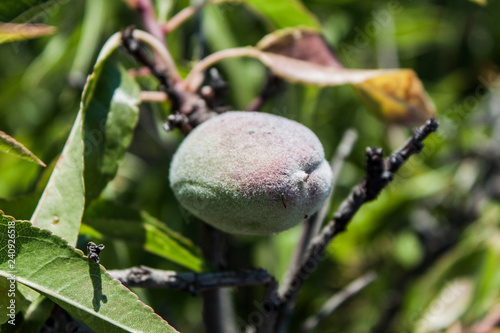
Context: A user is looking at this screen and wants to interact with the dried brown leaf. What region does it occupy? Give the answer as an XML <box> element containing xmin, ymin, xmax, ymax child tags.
<box><xmin>257</xmin><ymin>27</ymin><xmax>343</xmax><ymax>69</ymax></box>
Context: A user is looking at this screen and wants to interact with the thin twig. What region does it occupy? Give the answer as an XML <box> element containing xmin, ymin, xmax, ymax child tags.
<box><xmin>108</xmin><ymin>266</ymin><xmax>273</xmax><ymax>293</ymax></box>
<box><xmin>122</xmin><ymin>0</ymin><xmax>183</xmax><ymax>83</ymax></box>
<box><xmin>283</xmin><ymin>129</ymin><xmax>358</xmax><ymax>291</ymax></box>
<box><xmin>161</xmin><ymin>0</ymin><xmax>233</xmax><ymax>34</ymax></box>
<box><xmin>273</xmin><ymin>118</ymin><xmax>439</xmax><ymax>332</ymax></box>
<box><xmin>184</xmin><ymin>47</ymin><xmax>262</xmax><ymax>92</ymax></box>
<box><xmin>313</xmin><ymin>129</ymin><xmax>358</xmax><ymax>237</ymax></box>
<box><xmin>128</xmin><ymin>67</ymin><xmax>152</xmax><ymax>77</ymax></box>
<box><xmin>122</xmin><ymin>27</ymin><xmax>214</xmax><ymax>134</ymax></box>
<box><xmin>199</xmin><ymin>222</ymin><xmax>237</xmax><ymax>333</ymax></box>
<box><xmin>127</xmin><ymin>0</ymin><xmax>166</xmax><ymax>47</ymax></box>
<box><xmin>254</xmin><ymin>277</ymin><xmax>279</xmax><ymax>333</ymax></box>
<box><xmin>300</xmin><ymin>271</ymin><xmax>377</xmax><ymax>333</ymax></box>
<box><xmin>246</xmin><ymin>74</ymin><xmax>283</xmax><ymax>111</ymax></box>
<box><xmin>121</xmin><ymin>27</ymin><xmax>182</xmax><ymax>111</ymax></box>
<box><xmin>140</xmin><ymin>91</ymin><xmax>168</xmax><ymax>102</ymax></box>
<box><xmin>162</xmin><ymin>2</ymin><xmax>204</xmax><ymax>34</ymax></box>
<box><xmin>131</xmin><ymin>29</ymin><xmax>181</xmax><ymax>82</ymax></box>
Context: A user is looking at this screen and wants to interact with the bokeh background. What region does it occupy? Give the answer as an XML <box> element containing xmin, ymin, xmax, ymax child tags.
<box><xmin>1</xmin><ymin>0</ymin><xmax>500</xmax><ymax>332</ymax></box>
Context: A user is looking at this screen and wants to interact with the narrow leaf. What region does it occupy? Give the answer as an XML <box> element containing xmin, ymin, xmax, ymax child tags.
<box><xmin>257</xmin><ymin>28</ymin><xmax>435</xmax><ymax>125</ymax></box>
<box><xmin>0</xmin><ymin>131</ymin><xmax>46</xmax><ymax>167</ymax></box>
<box><xmin>0</xmin><ymin>212</ymin><xmax>179</xmax><ymax>332</ymax></box>
<box><xmin>188</xmin><ymin>42</ymin><xmax>435</xmax><ymax>126</ymax></box>
<box><xmin>0</xmin><ymin>23</ymin><xmax>55</xmax><ymax>44</ymax></box>
<box><xmin>186</xmin><ymin>47</ymin><xmax>399</xmax><ymax>90</ymax></box>
<box><xmin>0</xmin><ymin>0</ymin><xmax>53</xmax><ymax>22</ymax></box>
<box><xmin>82</xmin><ymin>200</ymin><xmax>207</xmax><ymax>272</ymax></box>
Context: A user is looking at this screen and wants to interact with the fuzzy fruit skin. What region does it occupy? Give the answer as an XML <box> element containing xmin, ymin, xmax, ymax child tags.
<box><xmin>169</xmin><ymin>111</ymin><xmax>333</xmax><ymax>236</ymax></box>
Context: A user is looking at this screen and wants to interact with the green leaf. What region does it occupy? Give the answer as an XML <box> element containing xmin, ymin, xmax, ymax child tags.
<box><xmin>14</xmin><ymin>296</ymin><xmax>54</xmax><ymax>333</ymax></box>
<box><xmin>239</xmin><ymin>0</ymin><xmax>320</xmax><ymax>30</ymax></box>
<box><xmin>82</xmin><ymin>57</ymin><xmax>140</xmax><ymax>203</ymax></box>
<box><xmin>0</xmin><ymin>193</ymin><xmax>41</xmax><ymax>221</ymax></box>
<box><xmin>30</xmin><ymin>110</ymin><xmax>84</xmax><ymax>246</ymax></box>
<box><xmin>31</xmin><ymin>33</ymin><xmax>137</xmax><ymax>246</ymax></box>
<box><xmin>0</xmin><ymin>0</ymin><xmax>53</xmax><ymax>22</ymax></box>
<box><xmin>82</xmin><ymin>200</ymin><xmax>208</xmax><ymax>272</ymax></box>
<box><xmin>0</xmin><ymin>130</ymin><xmax>46</xmax><ymax>167</ymax></box>
<box><xmin>0</xmin><ymin>212</ymin><xmax>178</xmax><ymax>332</ymax></box>
<box><xmin>202</xmin><ymin>5</ymin><xmax>265</xmax><ymax>107</ymax></box>
<box><xmin>69</xmin><ymin>0</ymin><xmax>108</xmax><ymax>87</ymax></box>
<box><xmin>0</xmin><ymin>23</ymin><xmax>55</xmax><ymax>44</ymax></box>
<box><xmin>0</xmin><ymin>276</ymin><xmax>31</xmax><ymax>324</ymax></box>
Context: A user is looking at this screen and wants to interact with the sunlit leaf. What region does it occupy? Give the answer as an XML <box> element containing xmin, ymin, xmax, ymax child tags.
<box><xmin>82</xmin><ymin>200</ymin><xmax>208</xmax><ymax>272</ymax></box>
<box><xmin>0</xmin><ymin>23</ymin><xmax>55</xmax><ymax>44</ymax></box>
<box><xmin>0</xmin><ymin>212</ymin><xmax>179</xmax><ymax>332</ymax></box>
<box><xmin>31</xmin><ymin>34</ymin><xmax>136</xmax><ymax>246</ymax></box>
<box><xmin>30</xmin><ymin>109</ymin><xmax>84</xmax><ymax>246</ymax></box>
<box><xmin>353</xmin><ymin>70</ymin><xmax>436</xmax><ymax>126</ymax></box>
<box><xmin>0</xmin><ymin>130</ymin><xmax>46</xmax><ymax>167</ymax></box>
<box><xmin>239</xmin><ymin>0</ymin><xmax>320</xmax><ymax>30</ymax></box>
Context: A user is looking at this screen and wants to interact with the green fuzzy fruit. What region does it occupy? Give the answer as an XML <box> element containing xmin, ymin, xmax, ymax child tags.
<box><xmin>169</xmin><ymin>111</ymin><xmax>332</xmax><ymax>236</ymax></box>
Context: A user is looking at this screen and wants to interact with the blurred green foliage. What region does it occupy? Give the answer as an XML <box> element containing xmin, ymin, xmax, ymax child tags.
<box><xmin>1</xmin><ymin>0</ymin><xmax>500</xmax><ymax>332</ymax></box>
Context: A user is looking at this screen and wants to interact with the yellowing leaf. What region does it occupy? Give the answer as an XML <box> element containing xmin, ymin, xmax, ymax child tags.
<box><xmin>258</xmin><ymin>28</ymin><xmax>436</xmax><ymax>126</ymax></box>
<box><xmin>353</xmin><ymin>69</ymin><xmax>436</xmax><ymax>126</ymax></box>
<box><xmin>187</xmin><ymin>28</ymin><xmax>436</xmax><ymax>127</ymax></box>
<box><xmin>0</xmin><ymin>23</ymin><xmax>55</xmax><ymax>44</ymax></box>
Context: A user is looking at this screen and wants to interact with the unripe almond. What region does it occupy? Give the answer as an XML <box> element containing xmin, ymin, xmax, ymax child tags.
<box><xmin>169</xmin><ymin>111</ymin><xmax>332</xmax><ymax>236</ymax></box>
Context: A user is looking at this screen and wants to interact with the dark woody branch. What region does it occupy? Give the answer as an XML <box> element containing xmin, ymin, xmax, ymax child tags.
<box><xmin>108</xmin><ymin>266</ymin><xmax>275</xmax><ymax>294</ymax></box>
<box><xmin>120</xmin><ymin>27</ymin><xmax>215</xmax><ymax>135</ymax></box>
<box><xmin>108</xmin><ymin>119</ymin><xmax>438</xmax><ymax>333</ymax></box>
<box><xmin>273</xmin><ymin>118</ymin><xmax>439</xmax><ymax>332</ymax></box>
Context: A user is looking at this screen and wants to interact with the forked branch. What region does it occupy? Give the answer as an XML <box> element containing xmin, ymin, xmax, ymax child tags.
<box><xmin>272</xmin><ymin>118</ymin><xmax>439</xmax><ymax>332</ymax></box>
